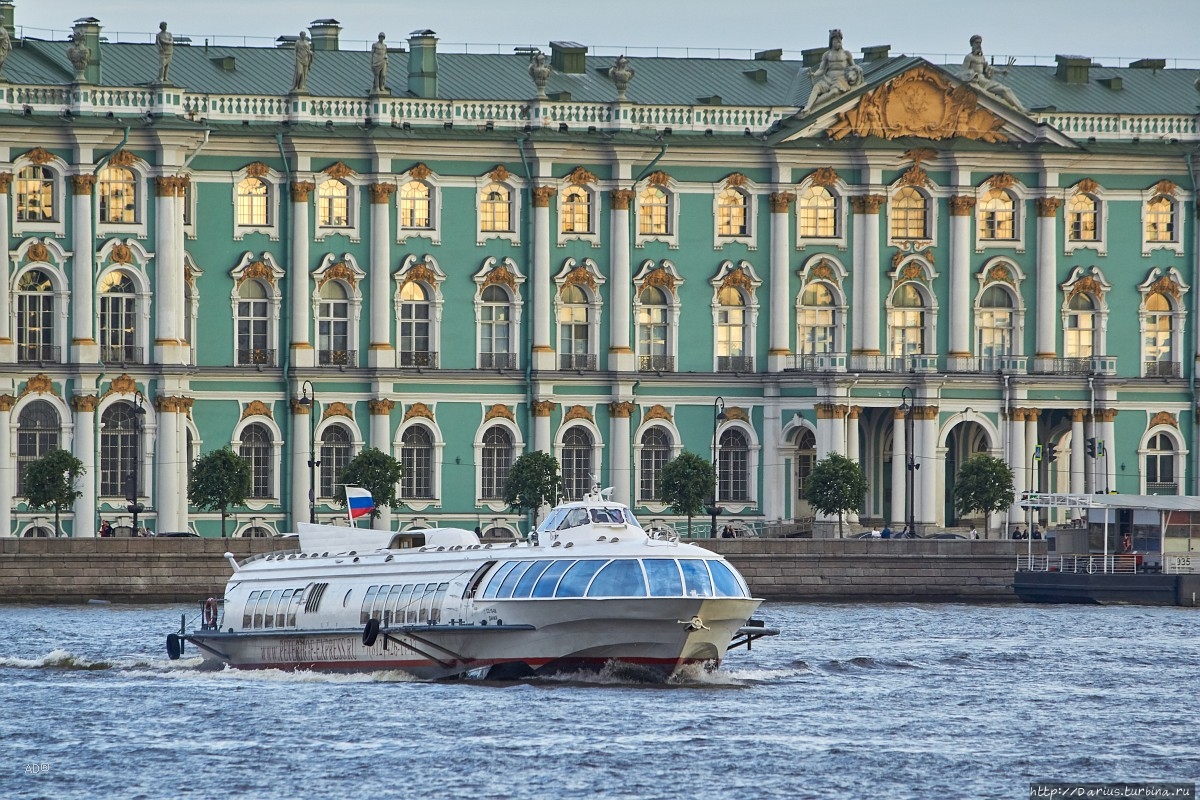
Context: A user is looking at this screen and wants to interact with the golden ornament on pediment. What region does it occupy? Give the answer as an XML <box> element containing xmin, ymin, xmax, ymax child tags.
<box><xmin>242</xmin><ymin>400</ymin><xmax>273</xmax><ymax>420</ymax></box>
<box><xmin>322</xmin><ymin>161</ymin><xmax>355</xmax><ymax>179</ymax></box>
<box><xmin>1153</xmin><ymin>179</ymin><xmax>1178</xmax><ymax>196</ymax></box>
<box><xmin>483</xmin><ymin>264</ymin><xmax>518</xmax><ymax>292</ymax></box>
<box><xmin>646</xmin><ymin>170</ymin><xmax>671</xmax><ymax>187</ymax></box>
<box><xmin>827</xmin><ymin>66</ymin><xmax>1009</xmax><ymax>143</ymax></box>
<box><xmin>768</xmin><ymin>191</ymin><xmax>795</xmax><ymax>212</ymax></box>
<box><xmin>608</xmin><ymin>401</ymin><xmax>635</xmax><ymax>418</ymax></box>
<box><xmin>1148</xmin><ymin>275</ymin><xmax>1182</xmax><ymax>301</ymax></box>
<box><xmin>644</xmin><ymin>404</ymin><xmax>673</xmax><ymax>422</ymax></box>
<box><xmin>71</xmin><ymin>394</ymin><xmax>99</xmax><ymax>412</ymax></box>
<box><xmin>904</xmin><ymin>148</ymin><xmax>938</xmax><ymax>166</ymax></box>
<box><xmin>531</xmin><ymin>400</ymin><xmax>557</xmax><ymax>417</ymax></box>
<box><xmin>725</xmin><ymin>407</ymin><xmax>749</xmax><ymax>423</ymax></box>
<box><xmin>408</xmin><ymin>163</ymin><xmax>433</xmax><ymax>182</ymax></box>
<box><xmin>809</xmin><ymin>167</ymin><xmax>839</xmax><ymax>187</ymax></box>
<box><xmin>488</xmin><ymin>165</ymin><xmax>512</xmax><ymax>183</ymax></box>
<box><xmin>891</xmin><ymin>250</ymin><xmax>905</xmax><ymax>269</ymax></box>
<box><xmin>484</xmin><ymin>404</ymin><xmax>515</xmax><ymax>422</ymax></box>
<box><xmin>317</xmin><ymin>262</ymin><xmax>358</xmax><ymax>290</ymax></box>
<box><xmin>610</xmin><ymin>189</ymin><xmax>635</xmax><ymax>210</ymax></box>
<box><xmin>1076</xmin><ymin>178</ymin><xmax>1100</xmax><ymax>195</ymax></box>
<box><xmin>643</xmin><ymin>268</ymin><xmax>676</xmax><ymax>292</ymax></box>
<box><xmin>238</xmin><ymin>261</ymin><xmax>276</xmax><ymax>288</ymax></box>
<box><xmin>1036</xmin><ymin>197</ymin><xmax>1062</xmax><ymax>217</ymax></box>
<box><xmin>564</xmin><ymin>266</ymin><xmax>597</xmax><ymax>292</ymax></box>
<box><xmin>0</xmin><ymin>173</ymin><xmax>12</xmax><ymax>193</ymax></box>
<box><xmin>324</xmin><ymin>401</ymin><xmax>355</xmax><ymax>421</ymax></box>
<box><xmin>809</xmin><ymin>260</ymin><xmax>835</xmax><ymax>282</ymax></box>
<box><xmin>400</xmin><ymin>263</ymin><xmax>438</xmax><ymax>288</ymax></box>
<box><xmin>988</xmin><ymin>265</ymin><xmax>1013</xmax><ymax>284</ymax></box>
<box><xmin>245</xmin><ymin>162</ymin><xmax>270</xmax><ymax>179</ymax></box>
<box><xmin>108</xmin><ymin>374</ymin><xmax>137</xmax><ymax>396</ymax></box>
<box><xmin>26</xmin><ymin>242</ymin><xmax>50</xmax><ymax>264</ymax></box>
<box><xmin>403</xmin><ymin>402</ymin><xmax>434</xmax><ymax>422</ymax></box>
<box><xmin>291</xmin><ymin>181</ymin><xmax>315</xmax><ymax>202</ymax></box>
<box><xmin>25</xmin><ymin>147</ymin><xmax>54</xmax><ymax>165</ymax></box>
<box><xmin>1149</xmin><ymin>411</ymin><xmax>1178</xmax><ymax>429</ymax></box>
<box><xmin>22</xmin><ymin>373</ymin><xmax>54</xmax><ymax>396</ymax></box>
<box><xmin>987</xmin><ymin>173</ymin><xmax>1016</xmax><ymax>191</ymax></box>
<box><xmin>564</xmin><ymin>405</ymin><xmax>594</xmax><ymax>423</ymax></box>
<box><xmin>110</xmin><ymin>243</ymin><xmax>133</xmax><ymax>265</ymax></box>
<box><xmin>532</xmin><ymin>185</ymin><xmax>557</xmax><ymax>207</ymax></box>
<box><xmin>1069</xmin><ymin>276</ymin><xmax>1103</xmax><ymax>299</ymax></box>
<box><xmin>108</xmin><ymin>150</ymin><xmax>137</xmax><ymax>168</ymax></box>
<box><xmin>900</xmin><ymin>164</ymin><xmax>932</xmax><ymax>188</ymax></box>
<box><xmin>948</xmin><ymin>195</ymin><xmax>976</xmax><ymax>216</ymax></box>
<box><xmin>567</xmin><ymin>167</ymin><xmax>598</xmax><ymax>186</ymax></box>
<box><xmin>0</xmin><ymin>394</ymin><xmax>15</xmax><ymax>411</ymax></box>
<box><xmin>724</xmin><ymin>172</ymin><xmax>748</xmax><ymax>188</ymax></box>
<box><xmin>721</xmin><ymin>267</ymin><xmax>754</xmax><ymax>292</ymax></box>
<box><xmin>367</xmin><ymin>399</ymin><xmax>395</xmax><ymax>416</ymax></box>
<box><xmin>899</xmin><ymin>263</ymin><xmax>924</xmax><ymax>283</ymax></box>
<box><xmin>368</xmin><ymin>183</ymin><xmax>396</xmax><ymax>204</ymax></box>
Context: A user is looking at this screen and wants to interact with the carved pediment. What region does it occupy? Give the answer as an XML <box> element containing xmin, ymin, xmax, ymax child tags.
<box><xmin>827</xmin><ymin>65</ymin><xmax>1008</xmax><ymax>143</ymax></box>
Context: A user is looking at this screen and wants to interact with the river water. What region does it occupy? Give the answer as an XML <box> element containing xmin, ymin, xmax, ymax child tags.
<box><xmin>2</xmin><ymin>602</ymin><xmax>1197</xmax><ymax>800</ymax></box>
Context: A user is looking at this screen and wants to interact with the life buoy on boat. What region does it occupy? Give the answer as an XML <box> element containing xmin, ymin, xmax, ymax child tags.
<box><xmin>203</xmin><ymin>598</ymin><xmax>219</xmax><ymax>628</ymax></box>
<box><xmin>166</xmin><ymin>633</ymin><xmax>182</xmax><ymax>660</ymax></box>
<box><xmin>362</xmin><ymin>618</ymin><xmax>380</xmax><ymax>647</ymax></box>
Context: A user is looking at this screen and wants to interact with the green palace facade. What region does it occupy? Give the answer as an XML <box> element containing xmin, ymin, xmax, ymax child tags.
<box><xmin>1</xmin><ymin>9</ymin><xmax>1197</xmax><ymax>537</ymax></box>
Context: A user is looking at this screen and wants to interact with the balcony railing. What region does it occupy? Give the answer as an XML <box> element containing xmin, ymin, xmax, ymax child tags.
<box><xmin>1146</xmin><ymin>482</ymin><xmax>1179</xmax><ymax>495</ymax></box>
<box><xmin>100</xmin><ymin>345</ymin><xmax>144</xmax><ymax>365</ymax></box>
<box><xmin>717</xmin><ymin>355</ymin><xmax>754</xmax><ymax>373</ymax></box>
<box><xmin>560</xmin><ymin>353</ymin><xmax>598</xmax><ymax>371</ymax></box>
<box><xmin>1030</xmin><ymin>356</ymin><xmax>1117</xmax><ymax>376</ymax></box>
<box><xmin>848</xmin><ymin>354</ymin><xmax>891</xmax><ymax>372</ymax></box>
<box><xmin>399</xmin><ymin>350</ymin><xmax>438</xmax><ymax>368</ymax></box>
<box><xmin>16</xmin><ymin>344</ymin><xmax>61</xmax><ymax>364</ymax></box>
<box><xmin>318</xmin><ymin>349</ymin><xmax>356</xmax><ymax>366</ymax></box>
<box><xmin>480</xmin><ymin>352</ymin><xmax>516</xmax><ymax>370</ymax></box>
<box><xmin>236</xmin><ymin>348</ymin><xmax>276</xmax><ymax>366</ymax></box>
<box><xmin>639</xmin><ymin>354</ymin><xmax>675</xmax><ymax>372</ymax></box>
<box><xmin>1144</xmin><ymin>361</ymin><xmax>1181</xmax><ymax>378</ymax></box>
<box><xmin>782</xmin><ymin>353</ymin><xmax>846</xmax><ymax>372</ymax></box>
<box><xmin>945</xmin><ymin>355</ymin><xmax>1028</xmax><ymax>374</ymax></box>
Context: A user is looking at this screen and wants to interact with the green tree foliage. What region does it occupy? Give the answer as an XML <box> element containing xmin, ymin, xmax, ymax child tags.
<box><xmin>24</xmin><ymin>448</ymin><xmax>85</xmax><ymax>538</ymax></box>
<box><xmin>803</xmin><ymin>453</ymin><xmax>867</xmax><ymax>538</ymax></box>
<box><xmin>188</xmin><ymin>447</ymin><xmax>251</xmax><ymax>538</ymax></box>
<box><xmin>504</xmin><ymin>451</ymin><xmax>562</xmax><ymax>518</ymax></box>
<box><xmin>335</xmin><ymin>447</ymin><xmax>403</xmax><ymax>522</ymax></box>
<box><xmin>658</xmin><ymin>451</ymin><xmax>716</xmax><ymax>537</ymax></box>
<box><xmin>953</xmin><ymin>454</ymin><xmax>1015</xmax><ymax>537</ymax></box>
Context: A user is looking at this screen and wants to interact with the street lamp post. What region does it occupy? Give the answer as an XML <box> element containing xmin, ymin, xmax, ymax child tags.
<box><xmin>128</xmin><ymin>391</ymin><xmax>147</xmax><ymax>536</ymax></box>
<box><xmin>708</xmin><ymin>396</ymin><xmax>727</xmax><ymax>538</ymax></box>
<box><xmin>898</xmin><ymin>387</ymin><xmax>917</xmax><ymax>536</ymax></box>
<box><xmin>298</xmin><ymin>380</ymin><xmax>319</xmax><ymax>524</ymax></box>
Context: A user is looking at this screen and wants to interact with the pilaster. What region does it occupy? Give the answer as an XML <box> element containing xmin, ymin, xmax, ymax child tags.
<box><xmin>368</xmin><ymin>182</ymin><xmax>396</xmax><ymax>368</ymax></box>
<box><xmin>768</xmin><ymin>191</ymin><xmax>795</xmax><ymax>372</ymax></box>
<box><xmin>290</xmin><ymin>181</ymin><xmax>315</xmax><ymax>368</ymax></box>
<box><xmin>947</xmin><ymin>195</ymin><xmax>975</xmax><ymax>356</ymax></box>
<box><xmin>70</xmin><ymin>174</ymin><xmax>98</xmax><ymax>362</ymax></box>
<box><xmin>608</xmin><ymin>401</ymin><xmax>634</xmax><ymax>506</ymax></box>
<box><xmin>851</xmin><ymin>195</ymin><xmax>885</xmax><ymax>354</ymax></box>
<box><xmin>1035</xmin><ymin>197</ymin><xmax>1061</xmax><ymax>357</ymax></box>
<box><xmin>532</xmin><ymin>186</ymin><xmax>555</xmax><ymax>370</ymax></box>
<box><xmin>608</xmin><ymin>189</ymin><xmax>635</xmax><ymax>372</ymax></box>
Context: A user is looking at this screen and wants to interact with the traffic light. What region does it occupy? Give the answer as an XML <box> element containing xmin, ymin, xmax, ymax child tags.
<box><xmin>1086</xmin><ymin>437</ymin><xmax>1096</xmax><ymax>458</ymax></box>
<box><xmin>1046</xmin><ymin>447</ymin><xmax>1057</xmax><ymax>463</ymax></box>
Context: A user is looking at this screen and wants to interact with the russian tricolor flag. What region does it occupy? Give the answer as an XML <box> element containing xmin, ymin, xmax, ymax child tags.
<box><xmin>345</xmin><ymin>486</ymin><xmax>375</xmax><ymax>520</ymax></box>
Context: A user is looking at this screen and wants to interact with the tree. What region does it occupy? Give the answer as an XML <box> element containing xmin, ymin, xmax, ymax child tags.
<box><xmin>188</xmin><ymin>447</ymin><xmax>251</xmax><ymax>538</ymax></box>
<box><xmin>25</xmin><ymin>449</ymin><xmax>85</xmax><ymax>538</ymax></box>
<box><xmin>504</xmin><ymin>451</ymin><xmax>561</xmax><ymax>521</ymax></box>
<box><xmin>953</xmin><ymin>453</ymin><xmax>1015</xmax><ymax>538</ymax></box>
<box><xmin>804</xmin><ymin>453</ymin><xmax>867</xmax><ymax>538</ymax></box>
<box><xmin>658</xmin><ymin>451</ymin><xmax>716</xmax><ymax>538</ymax></box>
<box><xmin>335</xmin><ymin>447</ymin><xmax>403</xmax><ymax>523</ymax></box>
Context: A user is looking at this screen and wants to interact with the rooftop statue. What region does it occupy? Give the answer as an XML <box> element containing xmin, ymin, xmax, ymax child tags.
<box><xmin>804</xmin><ymin>29</ymin><xmax>863</xmax><ymax>112</ymax></box>
<box><xmin>961</xmin><ymin>35</ymin><xmax>1026</xmax><ymax>114</ymax></box>
<box><xmin>528</xmin><ymin>50</ymin><xmax>550</xmax><ymax>99</ymax></box>
<box><xmin>67</xmin><ymin>31</ymin><xmax>90</xmax><ymax>82</ymax></box>
<box><xmin>370</xmin><ymin>33</ymin><xmax>388</xmax><ymax>93</ymax></box>
<box><xmin>156</xmin><ymin>22</ymin><xmax>173</xmax><ymax>84</ymax></box>
<box><xmin>291</xmin><ymin>31</ymin><xmax>313</xmax><ymax>93</ymax></box>
<box><xmin>610</xmin><ymin>54</ymin><xmax>634</xmax><ymax>101</ymax></box>
<box><xmin>0</xmin><ymin>25</ymin><xmax>10</xmax><ymax>79</ymax></box>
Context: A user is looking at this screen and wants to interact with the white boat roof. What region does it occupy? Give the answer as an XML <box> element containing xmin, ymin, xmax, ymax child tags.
<box><xmin>296</xmin><ymin>522</ymin><xmax>480</xmax><ymax>554</ymax></box>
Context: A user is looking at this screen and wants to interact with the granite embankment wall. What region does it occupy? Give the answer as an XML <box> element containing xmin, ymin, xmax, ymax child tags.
<box><xmin>1</xmin><ymin>537</ymin><xmax>1043</xmax><ymax>604</ymax></box>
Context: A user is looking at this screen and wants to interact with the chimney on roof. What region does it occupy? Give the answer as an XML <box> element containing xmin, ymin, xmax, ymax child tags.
<box><xmin>309</xmin><ymin>19</ymin><xmax>341</xmax><ymax>52</ymax></box>
<box><xmin>801</xmin><ymin>46</ymin><xmax>827</xmax><ymax>70</ymax></box>
<box><xmin>1130</xmin><ymin>58</ymin><xmax>1166</xmax><ymax>70</ymax></box>
<box><xmin>861</xmin><ymin>45</ymin><xmax>890</xmax><ymax>62</ymax></box>
<box><xmin>407</xmin><ymin>29</ymin><xmax>439</xmax><ymax>98</ymax></box>
<box><xmin>72</xmin><ymin>16</ymin><xmax>103</xmax><ymax>84</ymax></box>
<box><xmin>754</xmin><ymin>49</ymin><xmax>782</xmax><ymax>62</ymax></box>
<box><xmin>550</xmin><ymin>41</ymin><xmax>587</xmax><ymax>74</ymax></box>
<box><xmin>0</xmin><ymin>1</ymin><xmax>14</xmax><ymax>37</ymax></box>
<box><xmin>1055</xmin><ymin>55</ymin><xmax>1091</xmax><ymax>84</ymax></box>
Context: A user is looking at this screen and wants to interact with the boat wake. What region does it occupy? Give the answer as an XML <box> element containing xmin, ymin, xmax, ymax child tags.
<box><xmin>0</xmin><ymin>648</ymin><xmax>115</xmax><ymax>671</ymax></box>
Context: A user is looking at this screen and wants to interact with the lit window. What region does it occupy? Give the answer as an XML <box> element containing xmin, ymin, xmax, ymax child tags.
<box><xmin>799</xmin><ymin>185</ymin><xmax>837</xmax><ymax>238</ymax></box>
<box><xmin>319</xmin><ymin>426</ymin><xmax>352</xmax><ymax>499</ymax></box>
<box><xmin>481</xmin><ymin>426</ymin><xmax>514</xmax><ymax>500</ymax></box>
<box><xmin>716</xmin><ymin>188</ymin><xmax>748</xmax><ymax>237</ymax></box>
<box><xmin>15</xmin><ymin>166</ymin><xmax>55</xmax><ymax>222</ymax></box>
<box><xmin>561</xmin><ymin>186</ymin><xmax>591</xmax><ymax>234</ymax></box>
<box><xmin>889</xmin><ymin>283</ymin><xmax>925</xmax><ymax>357</ymax></box>
<box><xmin>561</xmin><ymin>426</ymin><xmax>594</xmax><ymax>500</ymax></box>
<box><xmin>317</xmin><ymin>179</ymin><xmax>350</xmax><ymax>227</ymax></box>
<box><xmin>480</xmin><ymin>183</ymin><xmax>511</xmax><ymax>232</ymax></box>
<box><xmin>1064</xmin><ymin>293</ymin><xmax>1096</xmax><ymax>358</ymax></box>
<box><xmin>977</xmin><ymin>284</ymin><xmax>1014</xmax><ymax>358</ymax></box>
<box><xmin>317</xmin><ymin>281</ymin><xmax>351</xmax><ymax>366</ymax></box>
<box><xmin>479</xmin><ymin>284</ymin><xmax>513</xmax><ymax>369</ymax></box>
<box><xmin>718</xmin><ymin>428</ymin><xmax>749</xmax><ymax>502</ymax></box>
<box><xmin>97</xmin><ymin>166</ymin><xmax>137</xmax><ymax>224</ymax></box>
<box><xmin>637</xmin><ymin>286</ymin><xmax>670</xmax><ymax>372</ymax></box>
<box><xmin>1067</xmin><ymin>194</ymin><xmax>1098</xmax><ymax>242</ymax></box>
<box><xmin>239</xmin><ymin>423</ymin><xmax>273</xmax><ymax>499</ymax></box>
<box><xmin>400</xmin><ymin>425</ymin><xmax>434</xmax><ymax>500</ymax></box>
<box><xmin>236</xmin><ymin>177</ymin><xmax>270</xmax><ymax>227</ymax></box>
<box><xmin>797</xmin><ymin>283</ymin><xmax>836</xmax><ymax>356</ymax></box>
<box><xmin>891</xmin><ymin>187</ymin><xmax>928</xmax><ymax>239</ymax></box>
<box><xmin>99</xmin><ymin>271</ymin><xmax>139</xmax><ymax>365</ymax></box>
<box><xmin>17</xmin><ymin>400</ymin><xmax>59</xmax><ymax>496</ymax></box>
<box><xmin>978</xmin><ymin>188</ymin><xmax>1016</xmax><ymax>240</ymax></box>
<box><xmin>639</xmin><ymin>427</ymin><xmax>672</xmax><ymax>502</ymax></box>
<box><xmin>399</xmin><ymin>282</ymin><xmax>433</xmax><ymax>367</ymax></box>
<box><xmin>559</xmin><ymin>284</ymin><xmax>592</xmax><ymax>371</ymax></box>
<box><xmin>716</xmin><ymin>287</ymin><xmax>748</xmax><ymax>372</ymax></box>
<box><xmin>100</xmin><ymin>403</ymin><xmax>140</xmax><ymax>497</ymax></box>
<box><xmin>235</xmin><ymin>280</ymin><xmax>271</xmax><ymax>366</ymax></box>
<box><xmin>638</xmin><ymin>186</ymin><xmax>670</xmax><ymax>235</ymax></box>
<box><xmin>1142</xmin><ymin>292</ymin><xmax>1173</xmax><ymax>370</ymax></box>
<box><xmin>16</xmin><ymin>269</ymin><xmax>55</xmax><ymax>364</ymax></box>
<box><xmin>1146</xmin><ymin>195</ymin><xmax>1175</xmax><ymax>242</ymax></box>
<box><xmin>399</xmin><ymin>181</ymin><xmax>432</xmax><ymax>229</ymax></box>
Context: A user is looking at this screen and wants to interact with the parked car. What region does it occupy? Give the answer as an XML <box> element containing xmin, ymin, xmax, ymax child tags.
<box><xmin>855</xmin><ymin>531</ymin><xmax>881</xmax><ymax>539</ymax></box>
<box><xmin>925</xmin><ymin>533</ymin><xmax>967</xmax><ymax>540</ymax></box>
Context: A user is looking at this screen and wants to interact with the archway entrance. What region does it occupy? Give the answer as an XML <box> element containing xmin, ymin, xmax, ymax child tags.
<box><xmin>944</xmin><ymin>421</ymin><xmax>991</xmax><ymax>526</ymax></box>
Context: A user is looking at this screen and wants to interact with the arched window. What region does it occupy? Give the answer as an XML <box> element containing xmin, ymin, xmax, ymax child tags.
<box><xmin>978</xmin><ymin>188</ymin><xmax>1016</xmax><ymax>240</ymax></box>
<box><xmin>1068</xmin><ymin>194</ymin><xmax>1098</xmax><ymax>242</ymax></box>
<box><xmin>1065</xmin><ymin>293</ymin><xmax>1097</xmax><ymax>358</ymax></box>
<box><xmin>480</xmin><ymin>183</ymin><xmax>511</xmax><ymax>232</ymax></box>
<box><xmin>317</xmin><ymin>178</ymin><xmax>350</xmax><ymax>227</ymax></box>
<box><xmin>399</xmin><ymin>180</ymin><xmax>432</xmax><ymax>229</ymax></box>
<box><xmin>637</xmin><ymin>285</ymin><xmax>671</xmax><ymax>372</ymax></box>
<box><xmin>977</xmin><ymin>284</ymin><xmax>1015</xmax><ymax>358</ymax></box>
<box><xmin>235</xmin><ymin>280</ymin><xmax>271</xmax><ymax>366</ymax></box>
<box><xmin>317</xmin><ymin>281</ymin><xmax>351</xmax><ymax>366</ymax></box>
<box><xmin>17</xmin><ymin>400</ymin><xmax>59</xmax><ymax>496</ymax></box>
<box><xmin>479</xmin><ymin>284</ymin><xmax>513</xmax><ymax>369</ymax></box>
<box><xmin>319</xmin><ymin>425</ymin><xmax>352</xmax><ymax>499</ymax></box>
<box><xmin>236</xmin><ymin>177</ymin><xmax>270</xmax><ymax>227</ymax></box>
<box><xmin>100</xmin><ymin>403</ymin><xmax>140</xmax><ymax>497</ymax></box>
<box><xmin>716</xmin><ymin>287</ymin><xmax>749</xmax><ymax>372</ymax></box>
<box><xmin>481</xmin><ymin>426</ymin><xmax>514</xmax><ymax>500</ymax></box>
<box><xmin>561</xmin><ymin>426</ymin><xmax>594</xmax><ymax>500</ymax></box>
<box><xmin>1145</xmin><ymin>195</ymin><xmax>1176</xmax><ymax>242</ymax></box>
<box><xmin>1142</xmin><ymin>292</ymin><xmax>1174</xmax><ymax>374</ymax></box>
<box><xmin>716</xmin><ymin>188</ymin><xmax>748</xmax><ymax>237</ymax></box>
<box><xmin>718</xmin><ymin>428</ymin><xmax>750</xmax><ymax>503</ymax></box>
<box><xmin>559</xmin><ymin>284</ymin><xmax>593</xmax><ymax>370</ymax></box>
<box><xmin>99</xmin><ymin>271</ymin><xmax>139</xmax><ymax>364</ymax></box>
<box><xmin>238</xmin><ymin>422</ymin><xmax>273</xmax><ymax>499</ymax></box>
<box><xmin>891</xmin><ymin>187</ymin><xmax>928</xmax><ymax>239</ymax></box>
<box><xmin>638</xmin><ymin>427</ymin><xmax>672</xmax><ymax>502</ymax></box>
<box><xmin>15</xmin><ymin>165</ymin><xmax>55</xmax><ymax>222</ymax></box>
<box><xmin>889</xmin><ymin>283</ymin><xmax>925</xmax><ymax>358</ymax></box>
<box><xmin>638</xmin><ymin>186</ymin><xmax>669</xmax><ymax>235</ymax></box>
<box><xmin>1145</xmin><ymin>433</ymin><xmax>1176</xmax><ymax>493</ymax></box>
<box><xmin>399</xmin><ymin>282</ymin><xmax>433</xmax><ymax>367</ymax></box>
<box><xmin>799</xmin><ymin>185</ymin><xmax>837</xmax><ymax>238</ymax></box>
<box><xmin>97</xmin><ymin>166</ymin><xmax>137</xmax><ymax>224</ymax></box>
<box><xmin>16</xmin><ymin>269</ymin><xmax>56</xmax><ymax>363</ymax></box>
<box><xmin>795</xmin><ymin>428</ymin><xmax>816</xmax><ymax>497</ymax></box>
<box><xmin>797</xmin><ymin>283</ymin><xmax>836</xmax><ymax>356</ymax></box>
<box><xmin>400</xmin><ymin>425</ymin><xmax>434</xmax><ymax>500</ymax></box>
<box><xmin>561</xmin><ymin>186</ymin><xmax>591</xmax><ymax>234</ymax></box>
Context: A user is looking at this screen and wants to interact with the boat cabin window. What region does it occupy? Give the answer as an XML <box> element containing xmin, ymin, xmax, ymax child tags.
<box><xmin>589</xmin><ymin>507</ymin><xmax>625</xmax><ymax>524</ymax></box>
<box><xmin>243</xmin><ymin>587</ymin><xmax>307</xmax><ymax>629</ymax></box>
<box><xmin>481</xmin><ymin>562</ymin><xmax>520</xmax><ymax>599</ymax></box>
<box><xmin>679</xmin><ymin>559</ymin><xmax>713</xmax><ymax>598</ymax></box>
<box><xmin>495</xmin><ymin>562</ymin><xmax>535</xmax><ymax>598</ymax></box>
<box><xmin>514</xmin><ymin>560</ymin><xmax>554</xmax><ymax>597</ymax></box>
<box><xmin>359</xmin><ymin>582</ymin><xmax>451</xmax><ymax>626</ymax></box>
<box><xmin>388</xmin><ymin>532</ymin><xmax>427</xmax><ymax>549</ymax></box>
<box><xmin>643</xmin><ymin>559</ymin><xmax>685</xmax><ymax>597</ymax></box>
<box><xmin>477</xmin><ymin>557</ymin><xmax>749</xmax><ymax>599</ymax></box>
<box><xmin>622</xmin><ymin>509</ymin><xmax>642</xmax><ymax>528</ymax></box>
<box><xmin>708</xmin><ymin>560</ymin><xmax>748</xmax><ymax>597</ymax></box>
<box><xmin>558</xmin><ymin>508</ymin><xmax>589</xmax><ymax>530</ymax></box>
<box><xmin>538</xmin><ymin>507</ymin><xmax>567</xmax><ymax>533</ymax></box>
<box><xmin>554</xmin><ymin>560</ymin><xmax>608</xmax><ymax>597</ymax></box>
<box><xmin>531</xmin><ymin>560</ymin><xmax>573</xmax><ymax>597</ymax></box>
<box><xmin>586</xmin><ymin>559</ymin><xmax>647</xmax><ymax>597</ymax></box>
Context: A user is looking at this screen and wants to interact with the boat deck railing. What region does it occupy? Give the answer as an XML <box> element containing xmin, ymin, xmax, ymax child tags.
<box><xmin>1017</xmin><ymin>554</ymin><xmax>1140</xmax><ymax>574</ymax></box>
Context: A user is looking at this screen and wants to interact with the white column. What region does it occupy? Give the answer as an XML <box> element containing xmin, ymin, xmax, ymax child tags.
<box><xmin>368</xmin><ymin>184</ymin><xmax>395</xmax><ymax>368</ymax></box>
<box><xmin>608</xmin><ymin>189</ymin><xmax>634</xmax><ymax>372</ymax></box>
<box><xmin>890</xmin><ymin>409</ymin><xmax>906</xmax><ymax>528</ymax></box>
<box><xmin>0</xmin><ymin>398</ymin><xmax>13</xmax><ymax>535</ymax></box>
<box><xmin>71</xmin><ymin>396</ymin><xmax>97</xmax><ymax>537</ymax></box>
<box><xmin>917</xmin><ymin>408</ymin><xmax>938</xmax><ymax>527</ymax></box>
<box><xmin>369</xmin><ymin>400</ymin><xmax>394</xmax><ymax>530</ymax></box>
<box><xmin>153</xmin><ymin>178</ymin><xmax>182</xmax><ymax>363</ymax></box>
<box><xmin>1008</xmin><ymin>410</ymin><xmax>1027</xmax><ymax>525</ymax></box>
<box><xmin>948</xmin><ymin>197</ymin><xmax>974</xmax><ymax>357</ymax></box>
<box><xmin>532</xmin><ymin>402</ymin><xmax>553</xmax><ymax>454</ymax></box>
<box><xmin>291</xmin><ymin>401</ymin><xmax>312</xmax><ymax>529</ymax></box>
<box><xmin>767</xmin><ymin>192</ymin><xmax>793</xmax><ymax>372</ymax></box>
<box><xmin>155</xmin><ymin>399</ymin><xmax>180</xmax><ymax>534</ymax></box>
<box><xmin>609</xmin><ymin>403</ymin><xmax>632</xmax><ymax>507</ymax></box>
<box><xmin>70</xmin><ymin>176</ymin><xmax>97</xmax><ymax>361</ymax></box>
<box><xmin>1025</xmin><ymin>410</ymin><xmax>1040</xmax><ymax>494</ymax></box>
<box><xmin>815</xmin><ymin>405</ymin><xmax>837</xmax><ymax>460</ymax></box>
<box><xmin>0</xmin><ymin>175</ymin><xmax>12</xmax><ymax>357</ymax></box>
<box><xmin>1035</xmin><ymin>198</ymin><xmax>1060</xmax><ymax>358</ymax></box>
<box><xmin>531</xmin><ymin>187</ymin><xmax>555</xmax><ymax>370</ymax></box>
<box><xmin>852</xmin><ymin>196</ymin><xmax>884</xmax><ymax>355</ymax></box>
<box><xmin>845</xmin><ymin>407</ymin><xmax>861</xmax><ymax>524</ymax></box>
<box><xmin>1101</xmin><ymin>410</ymin><xmax>1117</xmax><ymax>494</ymax></box>
<box><xmin>762</xmin><ymin>393</ymin><xmax>784</xmax><ymax>523</ymax></box>
<box><xmin>1070</xmin><ymin>409</ymin><xmax>1086</xmax><ymax>495</ymax></box>
<box><xmin>290</xmin><ymin>182</ymin><xmax>314</xmax><ymax>367</ymax></box>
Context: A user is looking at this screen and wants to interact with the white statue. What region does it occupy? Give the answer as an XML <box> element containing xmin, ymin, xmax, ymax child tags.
<box><xmin>156</xmin><ymin>22</ymin><xmax>173</xmax><ymax>83</ymax></box>
<box><xmin>291</xmin><ymin>31</ymin><xmax>313</xmax><ymax>93</ymax></box>
<box><xmin>804</xmin><ymin>29</ymin><xmax>863</xmax><ymax>111</ymax></box>
<box><xmin>0</xmin><ymin>25</ymin><xmax>11</xmax><ymax>79</ymax></box>
<box><xmin>961</xmin><ymin>35</ymin><xmax>1026</xmax><ymax>113</ymax></box>
<box><xmin>67</xmin><ymin>31</ymin><xmax>90</xmax><ymax>82</ymax></box>
<box><xmin>610</xmin><ymin>54</ymin><xmax>635</xmax><ymax>101</ymax></box>
<box><xmin>528</xmin><ymin>50</ymin><xmax>550</xmax><ymax>99</ymax></box>
<box><xmin>370</xmin><ymin>33</ymin><xmax>388</xmax><ymax>92</ymax></box>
